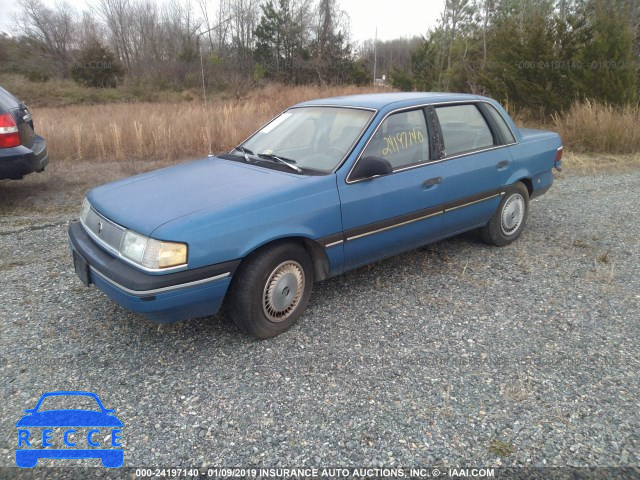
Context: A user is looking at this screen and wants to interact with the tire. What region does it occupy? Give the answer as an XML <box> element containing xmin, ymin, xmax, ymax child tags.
<box><xmin>228</xmin><ymin>242</ymin><xmax>314</xmax><ymax>338</ymax></box>
<box><xmin>481</xmin><ymin>182</ymin><xmax>529</xmax><ymax>246</ymax></box>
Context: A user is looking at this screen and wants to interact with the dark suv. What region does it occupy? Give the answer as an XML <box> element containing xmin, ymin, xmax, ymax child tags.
<box><xmin>0</xmin><ymin>86</ymin><xmax>48</xmax><ymax>180</ymax></box>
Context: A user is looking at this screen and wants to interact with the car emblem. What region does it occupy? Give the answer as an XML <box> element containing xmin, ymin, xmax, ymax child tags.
<box><xmin>15</xmin><ymin>390</ymin><xmax>124</xmax><ymax>468</ymax></box>
<box><xmin>97</xmin><ymin>221</ymin><xmax>103</xmax><ymax>234</ymax></box>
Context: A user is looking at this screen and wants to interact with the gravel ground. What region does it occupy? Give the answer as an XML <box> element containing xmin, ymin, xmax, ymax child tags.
<box><xmin>0</xmin><ymin>171</ymin><xmax>639</xmax><ymax>475</ymax></box>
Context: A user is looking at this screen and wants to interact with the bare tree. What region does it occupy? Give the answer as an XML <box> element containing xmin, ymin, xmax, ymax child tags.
<box><xmin>480</xmin><ymin>0</ymin><xmax>497</xmax><ymax>64</ymax></box>
<box><xmin>93</xmin><ymin>0</ymin><xmax>134</xmax><ymax>73</ymax></box>
<box><xmin>77</xmin><ymin>10</ymin><xmax>108</xmax><ymax>48</ymax></box>
<box><xmin>15</xmin><ymin>0</ymin><xmax>77</xmax><ymax>68</ymax></box>
<box><xmin>228</xmin><ymin>0</ymin><xmax>260</xmax><ymax>70</ymax></box>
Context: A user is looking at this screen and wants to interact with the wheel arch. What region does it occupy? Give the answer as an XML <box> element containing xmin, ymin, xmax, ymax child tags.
<box><xmin>238</xmin><ymin>236</ymin><xmax>330</xmax><ymax>283</ymax></box>
<box><xmin>505</xmin><ymin>168</ymin><xmax>534</xmax><ymax>197</ymax></box>
<box><xmin>516</xmin><ymin>177</ymin><xmax>533</xmax><ymax>196</ymax></box>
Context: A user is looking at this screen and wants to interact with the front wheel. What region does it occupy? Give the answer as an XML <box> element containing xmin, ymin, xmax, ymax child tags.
<box><xmin>228</xmin><ymin>242</ymin><xmax>314</xmax><ymax>338</ymax></box>
<box><xmin>481</xmin><ymin>182</ymin><xmax>529</xmax><ymax>246</ymax></box>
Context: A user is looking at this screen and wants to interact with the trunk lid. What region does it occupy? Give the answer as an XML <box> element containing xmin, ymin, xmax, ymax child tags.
<box><xmin>14</xmin><ymin>104</ymin><xmax>36</xmax><ymax>148</ymax></box>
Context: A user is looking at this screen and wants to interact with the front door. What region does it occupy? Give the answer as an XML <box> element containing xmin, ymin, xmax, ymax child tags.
<box><xmin>338</xmin><ymin>108</ymin><xmax>445</xmax><ymax>270</ymax></box>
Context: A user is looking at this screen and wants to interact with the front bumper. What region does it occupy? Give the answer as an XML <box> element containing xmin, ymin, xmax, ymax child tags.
<box><xmin>68</xmin><ymin>222</ymin><xmax>239</xmax><ymax>322</ymax></box>
<box><xmin>0</xmin><ymin>135</ymin><xmax>49</xmax><ymax>180</ymax></box>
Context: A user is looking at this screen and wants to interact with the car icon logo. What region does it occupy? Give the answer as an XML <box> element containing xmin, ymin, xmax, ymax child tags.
<box><xmin>15</xmin><ymin>391</ymin><xmax>123</xmax><ymax>468</ymax></box>
<box><xmin>97</xmin><ymin>221</ymin><xmax>103</xmax><ymax>234</ymax></box>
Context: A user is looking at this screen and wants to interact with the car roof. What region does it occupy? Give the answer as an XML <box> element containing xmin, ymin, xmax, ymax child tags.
<box><xmin>294</xmin><ymin>92</ymin><xmax>487</xmax><ymax>110</ymax></box>
<box><xmin>34</xmin><ymin>391</ymin><xmax>106</xmax><ymax>408</ymax></box>
<box><xmin>38</xmin><ymin>390</ymin><xmax>100</xmax><ymax>399</ymax></box>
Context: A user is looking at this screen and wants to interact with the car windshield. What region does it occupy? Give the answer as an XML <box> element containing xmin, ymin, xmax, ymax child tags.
<box><xmin>37</xmin><ymin>396</ymin><xmax>101</xmax><ymax>412</ymax></box>
<box><xmin>235</xmin><ymin>106</ymin><xmax>374</xmax><ymax>173</ymax></box>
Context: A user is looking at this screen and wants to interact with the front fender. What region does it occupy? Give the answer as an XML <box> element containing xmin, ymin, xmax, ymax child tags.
<box><xmin>152</xmin><ymin>174</ymin><xmax>344</xmax><ymax>271</ymax></box>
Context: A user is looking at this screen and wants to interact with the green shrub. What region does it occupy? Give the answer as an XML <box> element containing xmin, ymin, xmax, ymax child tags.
<box><xmin>71</xmin><ymin>41</ymin><xmax>124</xmax><ymax>88</ymax></box>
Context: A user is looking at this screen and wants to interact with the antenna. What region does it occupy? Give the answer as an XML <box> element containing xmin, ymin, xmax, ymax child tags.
<box><xmin>197</xmin><ymin>37</ymin><xmax>213</xmax><ymax>157</ymax></box>
<box><xmin>196</xmin><ymin>15</ymin><xmax>237</xmax><ymax>158</ymax></box>
<box><xmin>373</xmin><ymin>27</ymin><xmax>377</xmax><ymax>85</ymax></box>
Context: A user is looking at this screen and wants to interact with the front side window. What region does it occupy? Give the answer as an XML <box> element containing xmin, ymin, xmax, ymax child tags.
<box><xmin>238</xmin><ymin>106</ymin><xmax>374</xmax><ymax>173</ymax></box>
<box><xmin>435</xmin><ymin>104</ymin><xmax>495</xmax><ymax>157</ymax></box>
<box><xmin>360</xmin><ymin>109</ymin><xmax>430</xmax><ymax>169</ymax></box>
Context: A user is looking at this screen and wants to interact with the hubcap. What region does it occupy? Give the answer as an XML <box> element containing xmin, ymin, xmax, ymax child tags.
<box><xmin>262</xmin><ymin>261</ymin><xmax>305</xmax><ymax>322</ymax></box>
<box><xmin>500</xmin><ymin>193</ymin><xmax>525</xmax><ymax>236</ymax></box>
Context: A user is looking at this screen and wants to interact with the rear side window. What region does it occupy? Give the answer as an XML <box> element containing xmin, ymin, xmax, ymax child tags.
<box><xmin>435</xmin><ymin>104</ymin><xmax>494</xmax><ymax>157</ymax></box>
<box><xmin>485</xmin><ymin>104</ymin><xmax>516</xmax><ymax>144</ymax></box>
<box><xmin>361</xmin><ymin>109</ymin><xmax>430</xmax><ymax>169</ymax></box>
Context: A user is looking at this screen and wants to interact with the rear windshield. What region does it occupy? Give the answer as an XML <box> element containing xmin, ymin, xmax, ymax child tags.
<box><xmin>0</xmin><ymin>86</ymin><xmax>20</xmax><ymax>110</ymax></box>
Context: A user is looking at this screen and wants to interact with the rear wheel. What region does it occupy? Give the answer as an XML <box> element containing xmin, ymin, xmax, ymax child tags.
<box><xmin>481</xmin><ymin>182</ymin><xmax>529</xmax><ymax>246</ymax></box>
<box><xmin>228</xmin><ymin>242</ymin><xmax>313</xmax><ymax>338</ymax></box>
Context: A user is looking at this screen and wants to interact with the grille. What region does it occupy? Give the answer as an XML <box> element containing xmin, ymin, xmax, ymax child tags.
<box><xmin>82</xmin><ymin>207</ymin><xmax>125</xmax><ymax>254</ymax></box>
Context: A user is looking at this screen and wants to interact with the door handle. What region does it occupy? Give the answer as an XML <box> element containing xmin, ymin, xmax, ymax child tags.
<box><xmin>497</xmin><ymin>160</ymin><xmax>509</xmax><ymax>169</ymax></box>
<box><xmin>423</xmin><ymin>177</ymin><xmax>442</xmax><ymax>188</ymax></box>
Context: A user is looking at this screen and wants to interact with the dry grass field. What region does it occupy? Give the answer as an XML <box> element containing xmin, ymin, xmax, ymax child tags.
<box><xmin>1</xmin><ymin>84</ymin><xmax>389</xmax><ymax>215</ymax></box>
<box><xmin>29</xmin><ymin>84</ymin><xmax>640</xmax><ymax>166</ymax></box>
<box><xmin>1</xmin><ymin>84</ymin><xmax>638</xmax><ymax>217</ymax></box>
<box><xmin>553</xmin><ymin>100</ymin><xmax>640</xmax><ymax>154</ymax></box>
<box><xmin>33</xmin><ymin>83</ymin><xmax>390</xmax><ymax>165</ymax></box>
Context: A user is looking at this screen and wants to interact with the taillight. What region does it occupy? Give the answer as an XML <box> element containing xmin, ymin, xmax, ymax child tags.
<box><xmin>0</xmin><ymin>113</ymin><xmax>21</xmax><ymax>148</ymax></box>
<box><xmin>554</xmin><ymin>146</ymin><xmax>563</xmax><ymax>171</ymax></box>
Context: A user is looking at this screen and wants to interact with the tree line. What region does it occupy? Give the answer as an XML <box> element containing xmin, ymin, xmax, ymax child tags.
<box><xmin>392</xmin><ymin>0</ymin><xmax>639</xmax><ymax>110</ymax></box>
<box><xmin>0</xmin><ymin>0</ymin><xmax>359</xmax><ymax>89</ymax></box>
<box><xmin>0</xmin><ymin>0</ymin><xmax>638</xmax><ymax>112</ymax></box>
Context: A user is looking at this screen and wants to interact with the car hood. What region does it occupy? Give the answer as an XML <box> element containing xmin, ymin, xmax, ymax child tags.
<box><xmin>88</xmin><ymin>157</ymin><xmax>305</xmax><ymax>236</ymax></box>
<box><xmin>16</xmin><ymin>410</ymin><xmax>123</xmax><ymax>427</ymax></box>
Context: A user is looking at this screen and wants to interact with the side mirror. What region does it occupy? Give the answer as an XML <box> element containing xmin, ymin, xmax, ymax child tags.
<box><xmin>350</xmin><ymin>156</ymin><xmax>393</xmax><ymax>181</ymax></box>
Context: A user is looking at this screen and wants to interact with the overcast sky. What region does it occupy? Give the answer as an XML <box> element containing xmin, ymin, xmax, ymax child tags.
<box><xmin>0</xmin><ymin>0</ymin><xmax>444</xmax><ymax>43</ymax></box>
<box><xmin>0</xmin><ymin>0</ymin><xmax>17</xmax><ymax>33</ymax></box>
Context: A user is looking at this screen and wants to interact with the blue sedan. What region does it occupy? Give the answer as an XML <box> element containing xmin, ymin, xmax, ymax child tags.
<box><xmin>68</xmin><ymin>93</ymin><xmax>562</xmax><ymax>338</ymax></box>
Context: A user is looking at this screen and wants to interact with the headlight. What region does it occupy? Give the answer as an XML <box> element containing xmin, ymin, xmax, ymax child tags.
<box><xmin>80</xmin><ymin>198</ymin><xmax>91</xmax><ymax>224</ymax></box>
<box><xmin>120</xmin><ymin>230</ymin><xmax>187</xmax><ymax>269</ymax></box>
<box><xmin>121</xmin><ymin>230</ymin><xmax>147</xmax><ymax>263</ymax></box>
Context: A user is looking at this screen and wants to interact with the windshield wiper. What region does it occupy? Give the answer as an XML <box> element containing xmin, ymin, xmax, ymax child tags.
<box><xmin>231</xmin><ymin>146</ymin><xmax>255</xmax><ymax>163</ymax></box>
<box><xmin>257</xmin><ymin>153</ymin><xmax>302</xmax><ymax>173</ymax></box>
<box><xmin>231</xmin><ymin>147</ymin><xmax>302</xmax><ymax>173</ymax></box>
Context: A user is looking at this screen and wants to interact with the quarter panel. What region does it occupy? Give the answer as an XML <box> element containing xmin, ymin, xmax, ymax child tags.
<box><xmin>506</xmin><ymin>131</ymin><xmax>561</xmax><ymax>196</ymax></box>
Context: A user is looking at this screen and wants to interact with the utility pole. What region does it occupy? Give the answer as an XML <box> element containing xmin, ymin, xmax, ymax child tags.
<box><xmin>373</xmin><ymin>27</ymin><xmax>377</xmax><ymax>85</ymax></box>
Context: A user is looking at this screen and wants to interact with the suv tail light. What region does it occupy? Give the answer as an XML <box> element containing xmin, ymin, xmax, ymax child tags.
<box><xmin>0</xmin><ymin>113</ymin><xmax>21</xmax><ymax>148</ymax></box>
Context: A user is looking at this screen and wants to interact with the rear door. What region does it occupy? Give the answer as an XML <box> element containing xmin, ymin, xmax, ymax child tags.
<box><xmin>431</xmin><ymin>102</ymin><xmax>515</xmax><ymax>236</ymax></box>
